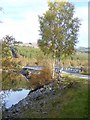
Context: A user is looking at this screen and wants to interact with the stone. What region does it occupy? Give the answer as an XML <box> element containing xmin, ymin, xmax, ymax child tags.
<box><xmin>40</xmin><ymin>103</ymin><xmax>44</xmax><ymax>107</ymax></box>
<box><xmin>42</xmin><ymin>111</ymin><xmax>47</xmax><ymax>114</ymax></box>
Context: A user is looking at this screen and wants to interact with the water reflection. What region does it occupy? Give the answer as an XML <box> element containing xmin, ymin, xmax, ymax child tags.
<box><xmin>1</xmin><ymin>89</ymin><xmax>30</xmax><ymax>109</ymax></box>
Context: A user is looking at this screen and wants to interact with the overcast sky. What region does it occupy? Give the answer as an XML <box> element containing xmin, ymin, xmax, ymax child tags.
<box><xmin>0</xmin><ymin>0</ymin><xmax>89</xmax><ymax>47</ymax></box>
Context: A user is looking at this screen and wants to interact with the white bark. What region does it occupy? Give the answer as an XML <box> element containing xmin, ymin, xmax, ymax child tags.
<box><xmin>52</xmin><ymin>55</ymin><xmax>55</xmax><ymax>79</ymax></box>
<box><xmin>58</xmin><ymin>48</ymin><xmax>61</xmax><ymax>81</ymax></box>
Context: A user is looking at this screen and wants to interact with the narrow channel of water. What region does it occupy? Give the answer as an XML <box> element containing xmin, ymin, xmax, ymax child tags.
<box><xmin>1</xmin><ymin>89</ymin><xmax>30</xmax><ymax>109</ymax></box>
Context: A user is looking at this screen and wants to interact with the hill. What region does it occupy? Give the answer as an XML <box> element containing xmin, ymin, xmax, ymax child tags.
<box><xmin>76</xmin><ymin>47</ymin><xmax>90</xmax><ymax>53</ymax></box>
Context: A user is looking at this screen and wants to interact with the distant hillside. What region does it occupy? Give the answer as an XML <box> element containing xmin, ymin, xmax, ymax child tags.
<box><xmin>76</xmin><ymin>47</ymin><xmax>90</xmax><ymax>53</ymax></box>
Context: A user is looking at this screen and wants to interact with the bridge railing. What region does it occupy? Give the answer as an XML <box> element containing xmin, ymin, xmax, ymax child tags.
<box><xmin>21</xmin><ymin>66</ymin><xmax>82</xmax><ymax>77</ymax></box>
<box><xmin>55</xmin><ymin>67</ymin><xmax>81</xmax><ymax>73</ymax></box>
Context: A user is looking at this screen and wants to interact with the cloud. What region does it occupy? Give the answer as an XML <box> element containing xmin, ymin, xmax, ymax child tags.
<box><xmin>0</xmin><ymin>0</ymin><xmax>48</xmax><ymax>7</ymax></box>
<box><xmin>0</xmin><ymin>0</ymin><xmax>48</xmax><ymax>43</ymax></box>
<box><xmin>0</xmin><ymin>15</ymin><xmax>38</xmax><ymax>43</ymax></box>
<box><xmin>69</xmin><ymin>0</ymin><xmax>89</xmax><ymax>2</ymax></box>
<box><xmin>0</xmin><ymin>0</ymin><xmax>88</xmax><ymax>47</ymax></box>
<box><xmin>0</xmin><ymin>10</ymin><xmax>43</xmax><ymax>43</ymax></box>
<box><xmin>74</xmin><ymin>6</ymin><xmax>88</xmax><ymax>47</ymax></box>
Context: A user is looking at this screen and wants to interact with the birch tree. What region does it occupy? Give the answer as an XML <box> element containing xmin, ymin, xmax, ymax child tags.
<box><xmin>38</xmin><ymin>0</ymin><xmax>81</xmax><ymax>80</ymax></box>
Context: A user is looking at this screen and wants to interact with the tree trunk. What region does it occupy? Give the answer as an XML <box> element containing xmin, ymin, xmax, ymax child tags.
<box><xmin>52</xmin><ymin>54</ymin><xmax>55</xmax><ymax>79</ymax></box>
<box><xmin>58</xmin><ymin>49</ymin><xmax>61</xmax><ymax>81</ymax></box>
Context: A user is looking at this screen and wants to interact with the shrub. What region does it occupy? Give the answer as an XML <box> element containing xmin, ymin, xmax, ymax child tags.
<box><xmin>29</xmin><ymin>67</ymin><xmax>52</xmax><ymax>89</ymax></box>
<box><xmin>82</xmin><ymin>66</ymin><xmax>88</xmax><ymax>73</ymax></box>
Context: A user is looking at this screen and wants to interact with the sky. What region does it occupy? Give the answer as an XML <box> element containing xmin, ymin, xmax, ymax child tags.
<box><xmin>0</xmin><ymin>0</ymin><xmax>89</xmax><ymax>48</ymax></box>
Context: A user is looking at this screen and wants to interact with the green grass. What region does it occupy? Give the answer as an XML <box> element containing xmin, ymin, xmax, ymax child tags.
<box><xmin>15</xmin><ymin>46</ymin><xmax>51</xmax><ymax>59</ymax></box>
<box><xmin>46</xmin><ymin>76</ymin><xmax>88</xmax><ymax>118</ymax></box>
<box><xmin>80</xmin><ymin>72</ymin><xmax>90</xmax><ymax>75</ymax></box>
<box><xmin>16</xmin><ymin>46</ymin><xmax>39</xmax><ymax>58</ymax></box>
<box><xmin>57</xmin><ymin>84</ymin><xmax>88</xmax><ymax>118</ymax></box>
<box><xmin>16</xmin><ymin>46</ymin><xmax>88</xmax><ymax>60</ymax></box>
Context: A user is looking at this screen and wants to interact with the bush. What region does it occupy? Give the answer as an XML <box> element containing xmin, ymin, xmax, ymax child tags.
<box><xmin>81</xmin><ymin>66</ymin><xmax>88</xmax><ymax>74</ymax></box>
<box><xmin>29</xmin><ymin>67</ymin><xmax>52</xmax><ymax>89</ymax></box>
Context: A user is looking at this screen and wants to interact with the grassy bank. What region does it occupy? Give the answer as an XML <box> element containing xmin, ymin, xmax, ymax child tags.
<box><xmin>53</xmin><ymin>75</ymin><xmax>88</xmax><ymax>118</ymax></box>
<box><xmin>38</xmin><ymin>76</ymin><xmax>88</xmax><ymax>118</ymax></box>
<box><xmin>30</xmin><ymin>75</ymin><xmax>88</xmax><ymax>118</ymax></box>
<box><xmin>6</xmin><ymin>75</ymin><xmax>88</xmax><ymax>118</ymax></box>
<box><xmin>80</xmin><ymin>72</ymin><xmax>90</xmax><ymax>75</ymax></box>
<box><xmin>59</xmin><ymin>84</ymin><xmax>88</xmax><ymax>118</ymax></box>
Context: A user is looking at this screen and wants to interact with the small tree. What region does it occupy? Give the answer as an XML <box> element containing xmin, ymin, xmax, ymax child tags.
<box><xmin>38</xmin><ymin>0</ymin><xmax>81</xmax><ymax>80</ymax></box>
<box><xmin>2</xmin><ymin>35</ymin><xmax>19</xmax><ymax>70</ymax></box>
<box><xmin>2</xmin><ymin>35</ymin><xmax>18</xmax><ymax>58</ymax></box>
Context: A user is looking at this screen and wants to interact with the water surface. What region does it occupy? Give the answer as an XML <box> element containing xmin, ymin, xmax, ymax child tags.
<box><xmin>1</xmin><ymin>89</ymin><xmax>30</xmax><ymax>109</ymax></box>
